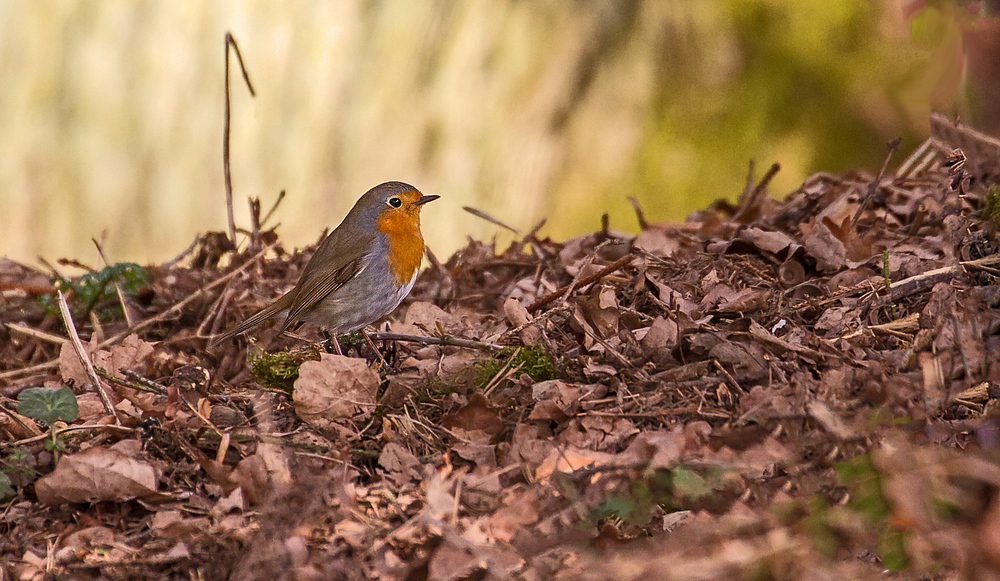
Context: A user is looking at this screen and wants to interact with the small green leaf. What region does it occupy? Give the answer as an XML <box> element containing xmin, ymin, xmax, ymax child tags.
<box><xmin>877</xmin><ymin>527</ymin><xmax>910</xmax><ymax>570</ymax></box>
<box><xmin>671</xmin><ymin>467</ymin><xmax>711</xmax><ymax>500</ymax></box>
<box><xmin>0</xmin><ymin>472</ymin><xmax>13</xmax><ymax>500</ymax></box>
<box><xmin>17</xmin><ymin>387</ymin><xmax>79</xmax><ymax>425</ymax></box>
<box><xmin>596</xmin><ymin>496</ymin><xmax>636</xmax><ymax>520</ymax></box>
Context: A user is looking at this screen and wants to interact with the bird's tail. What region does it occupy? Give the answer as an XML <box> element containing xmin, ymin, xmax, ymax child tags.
<box><xmin>210</xmin><ymin>292</ymin><xmax>293</xmax><ymax>347</ymax></box>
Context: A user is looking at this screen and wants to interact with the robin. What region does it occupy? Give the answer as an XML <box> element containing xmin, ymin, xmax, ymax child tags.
<box><xmin>213</xmin><ymin>181</ymin><xmax>439</xmax><ymax>356</ymax></box>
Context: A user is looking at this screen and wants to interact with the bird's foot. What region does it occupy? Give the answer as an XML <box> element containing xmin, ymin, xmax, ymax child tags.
<box><xmin>320</xmin><ymin>330</ymin><xmax>343</xmax><ymax>355</ymax></box>
<box><xmin>361</xmin><ymin>329</ymin><xmax>392</xmax><ymax>371</ymax></box>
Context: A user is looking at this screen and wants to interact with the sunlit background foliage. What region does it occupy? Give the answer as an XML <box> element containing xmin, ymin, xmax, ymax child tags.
<box><xmin>0</xmin><ymin>1</ymin><xmax>990</xmax><ymax>264</ymax></box>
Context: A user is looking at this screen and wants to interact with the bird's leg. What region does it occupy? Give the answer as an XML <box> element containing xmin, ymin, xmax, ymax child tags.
<box><xmin>361</xmin><ymin>329</ymin><xmax>390</xmax><ymax>370</ymax></box>
<box><xmin>321</xmin><ymin>329</ymin><xmax>343</xmax><ymax>355</ymax></box>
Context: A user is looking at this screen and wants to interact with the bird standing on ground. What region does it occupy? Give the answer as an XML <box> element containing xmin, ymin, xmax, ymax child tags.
<box><xmin>213</xmin><ymin>181</ymin><xmax>439</xmax><ymax>353</ymax></box>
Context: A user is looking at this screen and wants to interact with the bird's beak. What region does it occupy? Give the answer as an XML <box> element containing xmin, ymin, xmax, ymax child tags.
<box><xmin>414</xmin><ymin>195</ymin><xmax>440</xmax><ymax>206</ymax></box>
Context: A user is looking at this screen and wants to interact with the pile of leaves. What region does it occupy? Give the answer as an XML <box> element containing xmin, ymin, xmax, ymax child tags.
<box><xmin>2</xmin><ymin>114</ymin><xmax>1000</xmax><ymax>580</ymax></box>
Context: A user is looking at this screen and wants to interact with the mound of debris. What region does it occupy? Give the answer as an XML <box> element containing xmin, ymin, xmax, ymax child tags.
<box><xmin>1</xmin><ymin>114</ymin><xmax>1000</xmax><ymax>580</ymax></box>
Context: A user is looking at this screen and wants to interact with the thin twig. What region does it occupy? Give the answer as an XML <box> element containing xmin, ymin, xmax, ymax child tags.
<box><xmin>500</xmin><ymin>302</ymin><xmax>570</xmax><ymax>344</ymax></box>
<box><xmin>871</xmin><ymin>253</ymin><xmax>1000</xmax><ymax>307</ymax></box>
<box><xmin>627</xmin><ymin>197</ymin><xmax>649</xmax><ymax>230</ymax></box>
<box><xmin>559</xmin><ymin>247</ymin><xmax>603</xmax><ymax>308</ymax></box>
<box><xmin>0</xmin><ymin>246</ymin><xmax>272</xmax><ymax>384</ymax></box>
<box><xmin>851</xmin><ymin>138</ymin><xmax>900</xmax><ymax>228</ymax></box>
<box><xmin>56</xmin><ymin>291</ymin><xmax>121</xmax><ymax>425</ymax></box>
<box><xmin>162</xmin><ymin>237</ymin><xmax>201</xmax><ymax>270</ymax></box>
<box><xmin>732</xmin><ymin>162</ymin><xmax>780</xmax><ymax>223</ymax></box>
<box><xmin>92</xmin><ymin>238</ymin><xmax>135</xmax><ymax>329</ymax></box>
<box><xmin>0</xmin><ymin>424</ymin><xmax>136</xmax><ymax>448</ymax></box>
<box><xmin>371</xmin><ymin>332</ymin><xmax>503</xmax><ymax>352</ymax></box>
<box><xmin>0</xmin><ymin>361</ymin><xmax>59</xmax><ymax>382</ymax></box>
<box><xmin>841</xmin><ymin>312</ymin><xmax>920</xmax><ymax>340</ymax></box>
<box><xmin>712</xmin><ymin>359</ymin><xmax>744</xmax><ymax>394</ymax></box>
<box><xmin>0</xmin><ymin>280</ymin><xmax>56</xmax><ymax>297</ymax></box>
<box><xmin>579</xmin><ymin>324</ymin><xmax>649</xmax><ymax>381</ymax></box>
<box><xmin>95</xmin><ymin>367</ymin><xmax>166</xmax><ymax>395</ymax></box>
<box><xmin>577</xmin><ymin>407</ymin><xmax>700</xmax><ymax>420</ymax></box>
<box><xmin>462</xmin><ymin>206</ymin><xmax>523</xmax><ymax>235</ymax></box>
<box><xmin>896</xmin><ymin>137</ymin><xmax>933</xmax><ymax>178</ymax></box>
<box><xmin>292</xmin><ymin>450</ymin><xmax>347</xmax><ymax>465</ymax></box>
<box><xmin>201</xmin><ymin>286</ymin><xmax>236</xmax><ymax>338</ymax></box>
<box><xmin>223</xmin><ymin>32</ymin><xmax>257</xmax><ymax>246</ymax></box>
<box><xmin>197</xmin><ymin>286</ymin><xmax>232</xmax><ymax>337</ymax></box>
<box><xmin>247</xmin><ymin>196</ymin><xmax>262</xmax><ymax>253</ymax></box>
<box><xmin>37</xmin><ymin>256</ymin><xmax>67</xmax><ymax>280</ymax></box>
<box><xmin>103</xmin><ymin>244</ymin><xmax>272</xmax><ymax>346</ymax></box>
<box><xmin>183</xmin><ymin>397</ymin><xmax>225</xmax><ymax>439</ymax></box>
<box><xmin>261</xmin><ymin>190</ymin><xmax>286</xmax><ymax>228</ymax></box>
<box><xmin>5</xmin><ymin>323</ymin><xmax>67</xmax><ymax>345</ymax></box>
<box><xmin>528</xmin><ymin>253</ymin><xmax>634</xmax><ymax>312</ymax></box>
<box><xmin>482</xmin><ymin>350</ymin><xmax>522</xmax><ymax>396</ymax></box>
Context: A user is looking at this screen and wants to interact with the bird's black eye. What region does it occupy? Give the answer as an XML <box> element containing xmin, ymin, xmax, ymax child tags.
<box><xmin>388</xmin><ymin>197</ymin><xmax>402</xmax><ymax>208</ymax></box>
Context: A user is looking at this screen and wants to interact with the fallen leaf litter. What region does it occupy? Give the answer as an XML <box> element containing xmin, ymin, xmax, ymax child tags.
<box><xmin>1</xmin><ymin>114</ymin><xmax>1000</xmax><ymax>579</ymax></box>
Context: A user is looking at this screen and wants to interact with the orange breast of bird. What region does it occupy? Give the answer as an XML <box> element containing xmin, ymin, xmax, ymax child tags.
<box><xmin>376</xmin><ymin>210</ymin><xmax>425</xmax><ymax>285</ymax></box>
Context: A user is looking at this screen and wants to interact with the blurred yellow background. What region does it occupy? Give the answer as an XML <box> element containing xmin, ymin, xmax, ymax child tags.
<box><xmin>0</xmin><ymin>1</ymin><xmax>987</xmax><ymax>266</ymax></box>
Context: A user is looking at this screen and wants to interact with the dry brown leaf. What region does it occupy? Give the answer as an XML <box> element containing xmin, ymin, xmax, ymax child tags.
<box><xmin>74</xmin><ymin>392</ymin><xmax>108</xmax><ymax>423</ymax></box>
<box><xmin>644</xmin><ymin>275</ymin><xmax>700</xmax><ymax>315</ymax></box>
<box><xmin>392</xmin><ymin>301</ymin><xmax>479</xmax><ymax>337</ymax></box>
<box><xmin>633</xmin><ymin>228</ymin><xmax>680</xmax><ymax>257</ymax></box>
<box><xmin>699</xmin><ymin>283</ymin><xmax>739</xmax><ymax>310</ymax></box>
<box><xmin>425</xmin><ymin>472</ymin><xmax>457</xmax><ymax>519</ymax></box>
<box><xmin>487</xmin><ymin>491</ymin><xmax>542</xmax><ymax>543</ymax></box>
<box><xmin>824</xmin><ymin>215</ymin><xmax>874</xmax><ymax>264</ymax></box>
<box><xmin>292</xmin><ymin>353</ymin><xmax>379</xmax><ymax>428</ymax></box>
<box><xmin>59</xmin><ymin>334</ymin><xmax>153</xmax><ymax>385</ymax></box>
<box><xmin>640</xmin><ymin>316</ymin><xmax>678</xmax><ymax>353</ymax></box>
<box><xmin>740</xmin><ymin>227</ymin><xmax>796</xmax><ymax>254</ymax></box>
<box><xmin>62</xmin><ymin>526</ymin><xmax>116</xmax><ymax>551</ymax></box>
<box><xmin>534</xmin><ymin>445</ymin><xmax>616</xmax><ymax>482</ymax></box>
<box><xmin>441</xmin><ymin>392</ymin><xmax>504</xmax><ymax>438</ymax></box>
<box><xmin>58</xmin><ymin>337</ymin><xmax>97</xmax><ymax>385</ymax></box>
<box><xmin>814</xmin><ymin>306</ymin><xmax>852</xmax><ymax>336</ymax></box>
<box><xmin>716</xmin><ymin>288</ymin><xmax>771</xmax><ymax>314</ymax></box>
<box><xmin>503</xmin><ymin>297</ymin><xmax>541</xmax><ymax>345</ymax></box>
<box><xmin>530</xmin><ymin>380</ymin><xmax>590</xmax><ymax>422</ymax></box>
<box><xmin>229</xmin><ymin>454</ymin><xmax>271</xmax><ymax>505</ymax></box>
<box><xmin>379</xmin><ymin>442</ymin><xmax>423</xmax><ymax>487</ymax></box>
<box><xmin>92</xmin><ymin>334</ymin><xmax>154</xmax><ymax>379</ymax></box>
<box><xmin>558</xmin><ymin>416</ymin><xmax>637</xmax><ymax>452</ymax></box>
<box><xmin>451</xmin><ymin>441</ymin><xmax>496</xmax><ymax>471</ymax></box>
<box><xmin>0</xmin><ymin>406</ymin><xmax>42</xmax><ymax>438</ymax></box>
<box><xmin>805</xmin><ymin>400</ymin><xmax>852</xmax><ymax>440</ymax></box>
<box><xmin>738</xmin><ymin>386</ymin><xmax>794</xmax><ymax>420</ymax></box>
<box><xmin>35</xmin><ymin>446</ymin><xmax>160</xmax><ymax>504</ymax></box>
<box><xmin>581</xmin><ymin>285</ymin><xmax>619</xmax><ymax>338</ymax></box>
<box><xmin>618</xmin><ymin>428</ymin><xmax>687</xmax><ymax>469</ymax></box>
<box><xmin>503</xmin><ymin>423</ymin><xmax>556</xmax><ymax>471</ymax></box>
<box><xmin>736</xmin><ymin>437</ymin><xmax>792</xmax><ymax>477</ymax></box>
<box><xmin>427</xmin><ymin>539</ymin><xmax>482</xmax><ymax>581</ymax></box>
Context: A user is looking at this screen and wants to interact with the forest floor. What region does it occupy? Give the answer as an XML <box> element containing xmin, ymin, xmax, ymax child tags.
<box><xmin>2</xmin><ymin>115</ymin><xmax>1000</xmax><ymax>580</ymax></box>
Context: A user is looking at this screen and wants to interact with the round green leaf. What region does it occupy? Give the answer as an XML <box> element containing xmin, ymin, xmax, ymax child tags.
<box><xmin>17</xmin><ymin>386</ymin><xmax>80</xmax><ymax>425</ymax></box>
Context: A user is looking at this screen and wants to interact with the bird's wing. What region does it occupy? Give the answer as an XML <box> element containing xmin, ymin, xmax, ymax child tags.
<box><xmin>211</xmin><ymin>291</ymin><xmax>294</xmax><ymax>346</ymax></box>
<box><xmin>278</xmin><ymin>257</ymin><xmax>364</xmax><ymax>333</ymax></box>
<box><xmin>277</xmin><ymin>226</ymin><xmax>376</xmax><ymax>333</ymax></box>
<box><xmin>213</xmin><ymin>216</ymin><xmax>375</xmax><ymax>345</ymax></box>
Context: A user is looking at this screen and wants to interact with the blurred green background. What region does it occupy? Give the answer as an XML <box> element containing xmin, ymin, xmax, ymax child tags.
<box><xmin>0</xmin><ymin>1</ymin><xmax>991</xmax><ymax>265</ymax></box>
